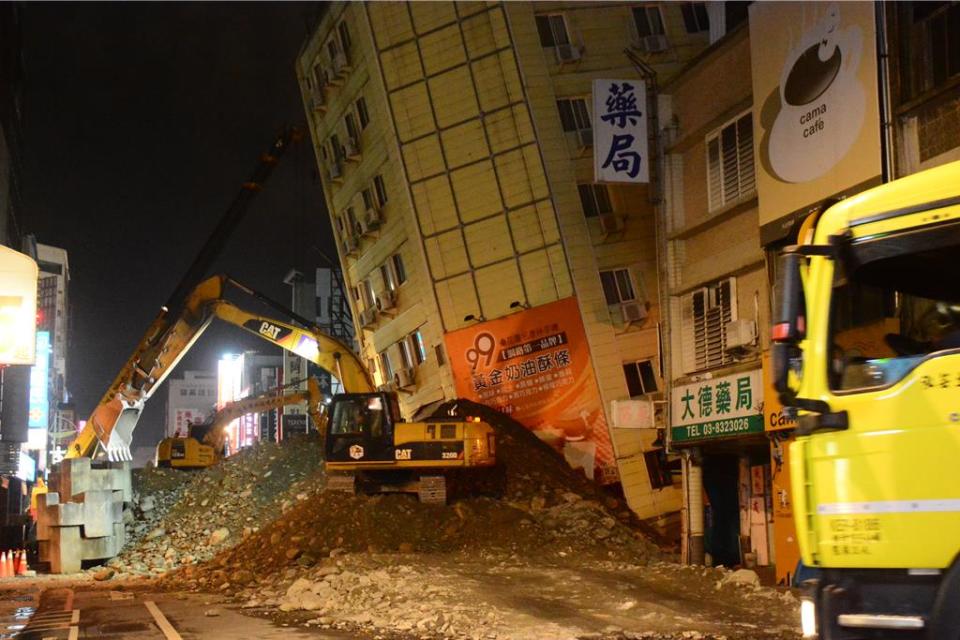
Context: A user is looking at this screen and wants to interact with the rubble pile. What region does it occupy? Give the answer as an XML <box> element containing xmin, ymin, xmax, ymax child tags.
<box><xmin>107</xmin><ymin>434</ymin><xmax>324</xmax><ymax>577</ymax></box>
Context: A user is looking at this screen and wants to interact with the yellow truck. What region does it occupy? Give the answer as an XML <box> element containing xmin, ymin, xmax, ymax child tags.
<box><xmin>771</xmin><ymin>160</ymin><xmax>960</xmax><ymax>638</ymax></box>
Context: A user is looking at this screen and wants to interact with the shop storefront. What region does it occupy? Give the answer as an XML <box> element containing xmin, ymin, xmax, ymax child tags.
<box><xmin>672</xmin><ymin>368</ymin><xmax>777</xmax><ymax>581</ymax></box>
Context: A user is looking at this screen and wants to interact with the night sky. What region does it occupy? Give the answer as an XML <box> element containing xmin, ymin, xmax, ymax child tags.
<box><xmin>19</xmin><ymin>4</ymin><xmax>334</xmax><ymax>449</ymax></box>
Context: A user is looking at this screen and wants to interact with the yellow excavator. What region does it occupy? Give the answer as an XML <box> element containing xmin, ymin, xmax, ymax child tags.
<box><xmin>76</xmin><ymin>272</ymin><xmax>499</xmax><ymax>503</ymax></box>
<box><xmin>155</xmin><ymin>377</ymin><xmax>325</xmax><ymax>469</ymax></box>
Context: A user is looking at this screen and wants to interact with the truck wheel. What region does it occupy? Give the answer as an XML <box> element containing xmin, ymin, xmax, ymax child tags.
<box><xmin>930</xmin><ymin>555</ymin><xmax>960</xmax><ymax>639</ymax></box>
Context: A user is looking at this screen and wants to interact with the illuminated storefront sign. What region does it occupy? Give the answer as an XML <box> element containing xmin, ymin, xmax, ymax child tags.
<box><xmin>28</xmin><ymin>331</ymin><xmax>51</xmax><ymax>428</ymax></box>
<box><xmin>444</xmin><ymin>297</ymin><xmax>618</xmax><ymax>484</ymax></box>
<box><xmin>0</xmin><ymin>246</ymin><xmax>39</xmax><ymax>366</ymax></box>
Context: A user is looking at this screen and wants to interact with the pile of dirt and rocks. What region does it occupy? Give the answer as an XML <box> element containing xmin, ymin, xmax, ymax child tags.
<box><xmin>103</xmin><ymin>433</ymin><xmax>325</xmax><ymax>579</ymax></box>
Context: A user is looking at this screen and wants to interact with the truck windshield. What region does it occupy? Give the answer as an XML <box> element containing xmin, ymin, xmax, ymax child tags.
<box><xmin>830</xmin><ymin>220</ymin><xmax>960</xmax><ymax>391</ymax></box>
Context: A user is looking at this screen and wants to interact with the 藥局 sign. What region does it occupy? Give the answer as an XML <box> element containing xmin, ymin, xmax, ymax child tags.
<box><xmin>593</xmin><ymin>79</ymin><xmax>648</xmax><ymax>183</ymax></box>
<box><xmin>748</xmin><ymin>1</ymin><xmax>881</xmax><ymax>244</ymax></box>
<box><xmin>671</xmin><ymin>369</ymin><xmax>763</xmax><ymax>444</ymax></box>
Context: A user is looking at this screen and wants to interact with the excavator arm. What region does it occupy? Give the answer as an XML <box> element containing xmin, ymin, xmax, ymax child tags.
<box><xmin>68</xmin><ymin>274</ymin><xmax>371</xmax><ymax>461</ymax></box>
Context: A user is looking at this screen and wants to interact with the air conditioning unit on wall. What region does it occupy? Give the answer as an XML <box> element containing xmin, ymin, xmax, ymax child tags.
<box><xmin>394</xmin><ymin>367</ymin><xmax>416</xmax><ymax>389</ymax></box>
<box><xmin>637</xmin><ymin>34</ymin><xmax>669</xmax><ymax>53</ymax></box>
<box><xmin>359</xmin><ymin>306</ymin><xmax>378</xmax><ymax>329</ymax></box>
<box><xmin>376</xmin><ymin>289</ymin><xmax>397</xmax><ymax>313</ymax></box>
<box><xmin>555</xmin><ymin>43</ymin><xmax>581</xmax><ymax>64</ymax></box>
<box><xmin>600</xmin><ymin>212</ymin><xmax>623</xmax><ymax>235</ymax></box>
<box><xmin>724</xmin><ymin>319</ymin><xmax>757</xmax><ymax>352</ymax></box>
<box><xmin>621</xmin><ymin>300</ymin><xmax>648</xmax><ymax>324</ymax></box>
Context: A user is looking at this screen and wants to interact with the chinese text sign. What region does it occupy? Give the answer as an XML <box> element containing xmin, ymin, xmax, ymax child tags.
<box><xmin>593</xmin><ymin>79</ymin><xmax>649</xmax><ymax>183</ymax></box>
<box><xmin>670</xmin><ymin>369</ymin><xmax>764</xmax><ymax>444</ymax></box>
<box><xmin>444</xmin><ymin>298</ymin><xmax>618</xmax><ymax>484</ymax></box>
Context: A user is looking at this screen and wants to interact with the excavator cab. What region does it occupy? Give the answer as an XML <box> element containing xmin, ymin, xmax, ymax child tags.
<box><xmin>325</xmin><ymin>392</ymin><xmax>401</xmax><ymax>464</ymax></box>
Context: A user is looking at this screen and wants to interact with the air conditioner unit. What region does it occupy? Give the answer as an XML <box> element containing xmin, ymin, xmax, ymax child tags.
<box><xmin>621</xmin><ymin>300</ymin><xmax>648</xmax><ymax>324</ymax></box>
<box><xmin>333</xmin><ymin>52</ymin><xmax>350</xmax><ymax>76</ymax></box>
<box><xmin>394</xmin><ymin>367</ymin><xmax>416</xmax><ymax>389</ymax></box>
<box><xmin>365</xmin><ymin>208</ymin><xmax>382</xmax><ymax>230</ymax></box>
<box><xmin>575</xmin><ymin>127</ymin><xmax>593</xmax><ymax>149</ymax></box>
<box><xmin>344</xmin><ymin>137</ymin><xmax>360</xmax><ymax>160</ymax></box>
<box><xmin>724</xmin><ymin>319</ymin><xmax>757</xmax><ymax>351</ymax></box>
<box><xmin>637</xmin><ymin>34</ymin><xmax>669</xmax><ymax>53</ymax></box>
<box><xmin>355</xmin><ymin>218</ymin><xmax>370</xmax><ymax>237</ymax></box>
<box><xmin>599</xmin><ymin>212</ymin><xmax>622</xmax><ymax>235</ymax></box>
<box><xmin>555</xmin><ymin>43</ymin><xmax>581</xmax><ymax>63</ymax></box>
<box><xmin>376</xmin><ymin>289</ymin><xmax>397</xmax><ymax>313</ymax></box>
<box><xmin>359</xmin><ymin>306</ymin><xmax>379</xmax><ymax>329</ymax></box>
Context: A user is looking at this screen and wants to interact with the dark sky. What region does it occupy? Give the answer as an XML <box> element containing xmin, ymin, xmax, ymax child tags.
<box><xmin>19</xmin><ymin>3</ymin><xmax>334</xmax><ymax>448</ymax></box>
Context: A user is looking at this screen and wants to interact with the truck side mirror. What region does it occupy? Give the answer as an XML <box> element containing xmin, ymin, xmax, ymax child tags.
<box><xmin>771</xmin><ymin>251</ymin><xmax>805</xmax><ymax>399</ymax></box>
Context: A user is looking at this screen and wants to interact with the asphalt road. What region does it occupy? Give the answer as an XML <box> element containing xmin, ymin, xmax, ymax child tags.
<box><xmin>0</xmin><ymin>581</ymin><xmax>356</xmax><ymax>639</ymax></box>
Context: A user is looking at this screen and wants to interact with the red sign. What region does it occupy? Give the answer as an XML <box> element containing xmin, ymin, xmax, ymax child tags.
<box><xmin>444</xmin><ymin>297</ymin><xmax>617</xmax><ymax>483</ymax></box>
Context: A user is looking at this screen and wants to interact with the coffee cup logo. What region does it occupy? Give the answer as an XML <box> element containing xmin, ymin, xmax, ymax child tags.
<box><xmin>764</xmin><ymin>3</ymin><xmax>865</xmax><ymax>184</ymax></box>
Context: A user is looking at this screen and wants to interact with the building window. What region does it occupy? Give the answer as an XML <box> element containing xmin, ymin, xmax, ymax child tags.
<box><xmin>373</xmin><ymin>174</ymin><xmax>388</xmax><ymax>206</ymax></box>
<box><xmin>312</xmin><ymin>63</ymin><xmax>327</xmax><ymax>89</ymax></box>
<box><xmin>535</xmin><ymin>14</ymin><xmax>570</xmax><ymax>47</ymax></box>
<box><xmin>397</xmin><ymin>340</ymin><xmax>414</xmax><ymax>370</ymax></box>
<box><xmin>338</xmin><ymin>20</ymin><xmax>352</xmax><ymax>54</ymax></box>
<box><xmin>343</xmin><ymin>207</ymin><xmax>358</xmax><ymax>236</ymax></box>
<box><xmin>680</xmin><ymin>2</ymin><xmax>710</xmax><ymax>33</ymax></box>
<box><xmin>600</xmin><ymin>268</ymin><xmax>637</xmax><ymax>305</ymax></box>
<box><xmin>644</xmin><ymin>449</ymin><xmax>674</xmax><ymax>490</ymax></box>
<box><xmin>409</xmin><ymin>330</ymin><xmax>426</xmax><ymax>365</ymax></box>
<box><xmin>327</xmin><ymin>37</ymin><xmax>340</xmax><ymax>61</ymax></box>
<box><xmin>556</xmin><ymin>98</ymin><xmax>591</xmax><ymax>133</ymax></box>
<box><xmin>706</xmin><ymin>111</ymin><xmax>755</xmax><ymax>212</ymax></box>
<box><xmin>681</xmin><ymin>277</ymin><xmax>736</xmax><ymax>373</ymax></box>
<box><xmin>344</xmin><ymin>112</ymin><xmax>359</xmax><ymax>142</ymax></box>
<box><xmin>356</xmin><ymin>96</ymin><xmax>370</xmax><ymax>130</ymax></box>
<box><xmin>898</xmin><ymin>2</ymin><xmax>960</xmax><ymax>102</ymax></box>
<box><xmin>330</xmin><ymin>133</ymin><xmax>344</xmax><ymax>161</ymax></box>
<box><xmin>578</xmin><ymin>184</ymin><xmax>613</xmax><ymax>218</ymax></box>
<box><xmin>361</xmin><ymin>188</ymin><xmax>375</xmax><ymax>211</ymax></box>
<box><xmin>623</xmin><ymin>360</ymin><xmax>658</xmax><ymax>397</ymax></box>
<box><xmin>379</xmin><ymin>351</ymin><xmax>393</xmax><ymax>381</ymax></box>
<box><xmin>380</xmin><ymin>263</ymin><xmax>396</xmax><ymax>292</ymax></box>
<box><xmin>632</xmin><ymin>6</ymin><xmax>665</xmax><ymax>37</ymax></box>
<box><xmin>361</xmin><ymin>279</ymin><xmax>376</xmax><ymax>309</ymax></box>
<box><xmin>391</xmin><ymin>253</ymin><xmax>407</xmax><ymax>285</ymax></box>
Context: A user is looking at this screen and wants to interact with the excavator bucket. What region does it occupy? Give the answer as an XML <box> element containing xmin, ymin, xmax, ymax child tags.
<box><xmin>104</xmin><ymin>407</ymin><xmax>140</xmax><ymax>461</ymax></box>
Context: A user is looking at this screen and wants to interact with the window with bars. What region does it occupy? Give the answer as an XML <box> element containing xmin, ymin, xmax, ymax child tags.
<box><xmin>556</xmin><ymin>98</ymin><xmax>591</xmax><ymax>133</ymax></box>
<box><xmin>897</xmin><ymin>2</ymin><xmax>960</xmax><ymax>102</ymax></box>
<box><xmin>578</xmin><ymin>184</ymin><xmax>613</xmax><ymax>218</ymax></box>
<box><xmin>632</xmin><ymin>6</ymin><xmax>665</xmax><ymax>37</ymax></box>
<box><xmin>600</xmin><ymin>268</ymin><xmax>637</xmax><ymax>305</ymax></box>
<box><xmin>680</xmin><ymin>2</ymin><xmax>710</xmax><ymax>33</ymax></box>
<box><xmin>706</xmin><ymin>111</ymin><xmax>755</xmax><ymax>212</ymax></box>
<box><xmin>535</xmin><ymin>14</ymin><xmax>571</xmax><ymax>47</ymax></box>
<box><xmin>680</xmin><ymin>277</ymin><xmax>737</xmax><ymax>373</ymax></box>
<box><xmin>623</xmin><ymin>359</ymin><xmax>658</xmax><ymax>397</ymax></box>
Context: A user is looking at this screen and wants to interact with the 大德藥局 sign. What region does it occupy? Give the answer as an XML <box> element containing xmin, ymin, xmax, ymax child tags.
<box><xmin>593</xmin><ymin>79</ymin><xmax>648</xmax><ymax>183</ymax></box>
<box><xmin>671</xmin><ymin>369</ymin><xmax>763</xmax><ymax>444</ymax></box>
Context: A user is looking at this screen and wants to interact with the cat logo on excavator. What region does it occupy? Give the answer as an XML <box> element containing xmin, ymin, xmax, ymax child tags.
<box><xmin>349</xmin><ymin>444</ymin><xmax>364</xmax><ymax>460</ymax></box>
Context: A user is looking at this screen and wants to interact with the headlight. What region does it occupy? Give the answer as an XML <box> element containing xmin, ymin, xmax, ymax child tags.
<box><xmin>800</xmin><ymin>598</ymin><xmax>817</xmax><ymax>638</ymax></box>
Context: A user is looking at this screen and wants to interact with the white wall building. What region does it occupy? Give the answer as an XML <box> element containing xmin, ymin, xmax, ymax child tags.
<box><xmin>165</xmin><ymin>370</ymin><xmax>217</xmax><ymax>438</ymax></box>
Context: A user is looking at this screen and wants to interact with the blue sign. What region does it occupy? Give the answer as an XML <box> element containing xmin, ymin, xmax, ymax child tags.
<box><xmin>28</xmin><ymin>331</ymin><xmax>50</xmax><ymax>428</ymax></box>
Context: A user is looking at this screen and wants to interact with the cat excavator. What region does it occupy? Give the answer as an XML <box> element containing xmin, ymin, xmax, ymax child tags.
<box><xmin>155</xmin><ymin>376</ymin><xmax>325</xmax><ymax>469</ymax></box>
<box><xmin>78</xmin><ymin>273</ymin><xmax>499</xmax><ymax>503</ymax></box>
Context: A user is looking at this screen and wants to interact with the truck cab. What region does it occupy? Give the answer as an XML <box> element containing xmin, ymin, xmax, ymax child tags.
<box><xmin>772</xmin><ymin>160</ymin><xmax>960</xmax><ymax>638</ymax></box>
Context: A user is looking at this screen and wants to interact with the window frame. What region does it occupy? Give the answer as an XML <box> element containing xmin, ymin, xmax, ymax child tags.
<box><xmin>337</xmin><ymin>20</ymin><xmax>352</xmax><ymax>54</ymax></box>
<box><xmin>680</xmin><ymin>2</ymin><xmax>710</xmax><ymax>33</ymax></box>
<box><xmin>344</xmin><ymin>111</ymin><xmax>360</xmax><ymax>142</ymax></box>
<box><xmin>632</xmin><ymin>5</ymin><xmax>665</xmax><ymax>38</ymax></box>
<box><xmin>680</xmin><ymin>277</ymin><xmax>738</xmax><ymax>374</ymax></box>
<box><xmin>391</xmin><ymin>253</ymin><xmax>407</xmax><ymax>285</ymax></box>
<box><xmin>600</xmin><ymin>268</ymin><xmax>638</xmax><ymax>305</ymax></box>
<box><xmin>373</xmin><ymin>174</ymin><xmax>388</xmax><ymax>207</ymax></box>
<box><xmin>556</xmin><ymin>97</ymin><xmax>591</xmax><ymax>133</ymax></box>
<box><xmin>535</xmin><ymin>13</ymin><xmax>571</xmax><ymax>48</ymax></box>
<box><xmin>706</xmin><ymin>110</ymin><xmax>755</xmax><ymax>212</ymax></box>
<box><xmin>355</xmin><ymin>96</ymin><xmax>370</xmax><ymax>130</ymax></box>
<box><xmin>409</xmin><ymin>330</ymin><xmax>427</xmax><ymax>365</ymax></box>
<box><xmin>577</xmin><ymin>183</ymin><xmax>613</xmax><ymax>218</ymax></box>
<box><xmin>623</xmin><ymin>359</ymin><xmax>658</xmax><ymax>397</ymax></box>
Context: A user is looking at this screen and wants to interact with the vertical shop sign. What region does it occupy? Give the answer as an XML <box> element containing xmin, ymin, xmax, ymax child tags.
<box><xmin>593</xmin><ymin>79</ymin><xmax>649</xmax><ymax>183</ymax></box>
<box><xmin>444</xmin><ymin>298</ymin><xmax>618</xmax><ymax>483</ymax></box>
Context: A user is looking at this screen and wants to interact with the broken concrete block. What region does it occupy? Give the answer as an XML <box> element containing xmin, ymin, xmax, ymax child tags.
<box><xmin>36</xmin><ymin>501</ymin><xmax>85</xmax><ymax>541</ymax></box>
<box><xmin>113</xmin><ymin>521</ymin><xmax>125</xmax><ymax>550</ymax></box>
<box><xmin>110</xmin><ymin>491</ymin><xmax>124</xmax><ymax>523</ymax></box>
<box><xmin>50</xmin><ymin>457</ymin><xmax>90</xmax><ymax>499</ymax></box>
<box><xmin>81</xmin><ymin>533</ymin><xmax>118</xmax><ymax>561</ymax></box>
<box><xmin>78</xmin><ymin>490</ymin><xmax>115</xmax><ymax>538</ymax></box>
<box><xmin>109</xmin><ymin>461</ymin><xmax>133</xmax><ymax>502</ymax></box>
<box><xmin>48</xmin><ymin>526</ymin><xmax>82</xmax><ymax>574</ymax></box>
<box><xmin>37</xmin><ymin>491</ymin><xmax>59</xmax><ymax>509</ymax></box>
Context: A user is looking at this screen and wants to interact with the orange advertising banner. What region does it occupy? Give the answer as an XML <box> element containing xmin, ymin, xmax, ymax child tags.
<box><xmin>443</xmin><ymin>297</ymin><xmax>618</xmax><ymax>484</ymax></box>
